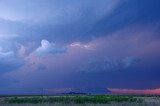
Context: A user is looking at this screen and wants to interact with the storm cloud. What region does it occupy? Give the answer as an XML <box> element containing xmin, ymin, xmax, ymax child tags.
<box><xmin>0</xmin><ymin>0</ymin><xmax>160</xmax><ymax>94</ymax></box>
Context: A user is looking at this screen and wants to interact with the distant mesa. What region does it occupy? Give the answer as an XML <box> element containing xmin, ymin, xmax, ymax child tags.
<box><xmin>61</xmin><ymin>87</ymin><xmax>111</xmax><ymax>95</ymax></box>
<box><xmin>61</xmin><ymin>92</ymin><xmax>88</xmax><ymax>95</ymax></box>
<box><xmin>46</xmin><ymin>87</ymin><xmax>111</xmax><ymax>95</ymax></box>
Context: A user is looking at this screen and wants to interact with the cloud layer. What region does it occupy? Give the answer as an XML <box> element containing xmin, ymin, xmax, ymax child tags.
<box><xmin>0</xmin><ymin>48</ymin><xmax>23</xmax><ymax>73</ymax></box>
<box><xmin>109</xmin><ymin>88</ymin><xmax>160</xmax><ymax>95</ymax></box>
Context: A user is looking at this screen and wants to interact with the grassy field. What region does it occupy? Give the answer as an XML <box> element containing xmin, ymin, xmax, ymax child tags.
<box><xmin>0</xmin><ymin>95</ymin><xmax>159</xmax><ymax>106</ymax></box>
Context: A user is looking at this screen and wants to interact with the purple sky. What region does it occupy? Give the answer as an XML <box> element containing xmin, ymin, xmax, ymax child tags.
<box><xmin>0</xmin><ymin>0</ymin><xmax>160</xmax><ymax>94</ymax></box>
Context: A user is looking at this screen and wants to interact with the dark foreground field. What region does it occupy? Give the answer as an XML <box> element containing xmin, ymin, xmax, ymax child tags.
<box><xmin>0</xmin><ymin>95</ymin><xmax>160</xmax><ymax>106</ymax></box>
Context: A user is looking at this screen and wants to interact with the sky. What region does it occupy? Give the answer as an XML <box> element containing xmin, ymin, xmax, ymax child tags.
<box><xmin>0</xmin><ymin>0</ymin><xmax>160</xmax><ymax>94</ymax></box>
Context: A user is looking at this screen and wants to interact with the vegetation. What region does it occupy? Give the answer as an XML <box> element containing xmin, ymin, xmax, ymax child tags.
<box><xmin>1</xmin><ymin>95</ymin><xmax>140</xmax><ymax>104</ymax></box>
<box><xmin>0</xmin><ymin>95</ymin><xmax>160</xmax><ymax>106</ymax></box>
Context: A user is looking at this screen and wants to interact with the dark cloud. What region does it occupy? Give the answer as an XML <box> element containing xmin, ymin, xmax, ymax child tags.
<box><xmin>123</xmin><ymin>56</ymin><xmax>140</xmax><ymax>68</ymax></box>
<box><xmin>0</xmin><ymin>50</ymin><xmax>23</xmax><ymax>73</ymax></box>
<box><xmin>78</xmin><ymin>56</ymin><xmax>140</xmax><ymax>72</ymax></box>
<box><xmin>0</xmin><ymin>0</ymin><xmax>123</xmax><ymax>44</ymax></box>
<box><xmin>0</xmin><ymin>0</ymin><xmax>160</xmax><ymax>44</ymax></box>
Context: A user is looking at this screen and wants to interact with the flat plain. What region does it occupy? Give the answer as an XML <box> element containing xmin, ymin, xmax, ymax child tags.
<box><xmin>0</xmin><ymin>95</ymin><xmax>159</xmax><ymax>106</ymax></box>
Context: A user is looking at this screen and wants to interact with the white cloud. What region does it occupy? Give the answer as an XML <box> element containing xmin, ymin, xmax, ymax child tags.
<box><xmin>70</xmin><ymin>42</ymin><xmax>94</xmax><ymax>50</ymax></box>
<box><xmin>35</xmin><ymin>39</ymin><xmax>66</xmax><ymax>56</ymax></box>
<box><xmin>0</xmin><ymin>47</ymin><xmax>14</xmax><ymax>59</ymax></box>
<box><xmin>0</xmin><ymin>51</ymin><xmax>14</xmax><ymax>59</ymax></box>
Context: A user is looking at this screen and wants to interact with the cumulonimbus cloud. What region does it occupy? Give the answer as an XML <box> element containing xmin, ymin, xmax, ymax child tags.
<box><xmin>35</xmin><ymin>39</ymin><xmax>66</xmax><ymax>57</ymax></box>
